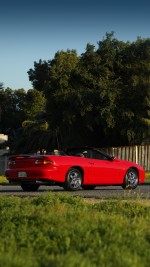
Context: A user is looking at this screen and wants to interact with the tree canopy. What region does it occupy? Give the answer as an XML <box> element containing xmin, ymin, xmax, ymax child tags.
<box><xmin>1</xmin><ymin>33</ymin><xmax>150</xmax><ymax>153</ymax></box>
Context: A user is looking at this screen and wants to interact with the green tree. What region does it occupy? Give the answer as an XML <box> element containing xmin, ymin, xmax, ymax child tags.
<box><xmin>115</xmin><ymin>38</ymin><xmax>150</xmax><ymax>144</ymax></box>
<box><xmin>43</xmin><ymin>49</ymin><xmax>79</xmax><ymax>149</ymax></box>
<box><xmin>26</xmin><ymin>33</ymin><xmax>150</xmax><ymax>150</ymax></box>
<box><xmin>13</xmin><ymin>89</ymin><xmax>47</xmax><ymax>153</ymax></box>
<box><xmin>14</xmin><ymin>119</ymin><xmax>50</xmax><ymax>153</ymax></box>
<box><xmin>65</xmin><ymin>35</ymin><xmax>123</xmax><ymax>147</ymax></box>
<box><xmin>0</xmin><ymin>88</ymin><xmax>47</xmax><ymax>152</ymax></box>
<box><xmin>0</xmin><ymin>88</ymin><xmax>26</xmax><ymax>131</ymax></box>
<box><xmin>23</xmin><ymin>89</ymin><xmax>46</xmax><ymax>120</ymax></box>
<box><xmin>27</xmin><ymin>59</ymin><xmax>51</xmax><ymax>93</ymax></box>
<box><xmin>0</xmin><ymin>82</ymin><xmax>4</xmax><ymax>90</ymax></box>
<box><xmin>0</xmin><ymin>88</ymin><xmax>7</xmax><ymax>131</ymax></box>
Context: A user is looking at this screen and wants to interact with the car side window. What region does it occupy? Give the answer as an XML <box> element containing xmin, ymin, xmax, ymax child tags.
<box><xmin>81</xmin><ymin>150</ymin><xmax>108</xmax><ymax>160</ymax></box>
<box><xmin>67</xmin><ymin>149</ymin><xmax>109</xmax><ymax>160</ymax></box>
<box><xmin>90</xmin><ymin>150</ymin><xmax>108</xmax><ymax>160</ymax></box>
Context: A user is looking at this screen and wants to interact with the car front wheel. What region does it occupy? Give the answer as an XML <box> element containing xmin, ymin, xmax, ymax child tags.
<box><xmin>20</xmin><ymin>183</ymin><xmax>40</xmax><ymax>192</ymax></box>
<box><xmin>64</xmin><ymin>168</ymin><xmax>82</xmax><ymax>191</ymax></box>
<box><xmin>122</xmin><ymin>168</ymin><xmax>139</xmax><ymax>189</ymax></box>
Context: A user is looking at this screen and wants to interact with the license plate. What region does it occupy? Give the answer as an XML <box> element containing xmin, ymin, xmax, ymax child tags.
<box><xmin>18</xmin><ymin>171</ymin><xmax>27</xmax><ymax>178</ymax></box>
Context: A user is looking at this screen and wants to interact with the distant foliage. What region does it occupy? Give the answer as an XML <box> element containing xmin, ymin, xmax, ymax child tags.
<box><xmin>1</xmin><ymin>33</ymin><xmax>150</xmax><ymax>153</ymax></box>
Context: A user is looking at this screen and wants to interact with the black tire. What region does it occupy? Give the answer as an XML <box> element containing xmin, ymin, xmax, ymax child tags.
<box><xmin>122</xmin><ymin>168</ymin><xmax>139</xmax><ymax>190</ymax></box>
<box><xmin>20</xmin><ymin>183</ymin><xmax>40</xmax><ymax>192</ymax></box>
<box><xmin>64</xmin><ymin>168</ymin><xmax>82</xmax><ymax>191</ymax></box>
<box><xmin>82</xmin><ymin>185</ymin><xmax>96</xmax><ymax>190</ymax></box>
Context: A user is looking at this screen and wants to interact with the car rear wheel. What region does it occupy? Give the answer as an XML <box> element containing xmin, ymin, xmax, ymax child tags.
<box><xmin>122</xmin><ymin>168</ymin><xmax>139</xmax><ymax>189</ymax></box>
<box><xmin>64</xmin><ymin>168</ymin><xmax>82</xmax><ymax>191</ymax></box>
<box><xmin>20</xmin><ymin>183</ymin><xmax>40</xmax><ymax>192</ymax></box>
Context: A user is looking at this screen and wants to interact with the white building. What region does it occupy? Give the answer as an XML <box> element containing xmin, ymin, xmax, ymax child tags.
<box><xmin>0</xmin><ymin>134</ymin><xmax>8</xmax><ymax>144</ymax></box>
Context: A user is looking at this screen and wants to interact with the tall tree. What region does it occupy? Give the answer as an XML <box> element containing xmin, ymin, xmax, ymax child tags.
<box><xmin>13</xmin><ymin>89</ymin><xmax>47</xmax><ymax>153</ymax></box>
<box><xmin>0</xmin><ymin>88</ymin><xmax>26</xmax><ymax>131</ymax></box>
<box><xmin>115</xmin><ymin>38</ymin><xmax>150</xmax><ymax>144</ymax></box>
<box><xmin>0</xmin><ymin>82</ymin><xmax>4</xmax><ymax>90</ymax></box>
<box><xmin>23</xmin><ymin>89</ymin><xmax>46</xmax><ymax>120</ymax></box>
<box><xmin>26</xmin><ymin>33</ymin><xmax>150</xmax><ymax>150</ymax></box>
<box><xmin>44</xmin><ymin>49</ymin><xmax>79</xmax><ymax>148</ymax></box>
<box><xmin>66</xmin><ymin>36</ymin><xmax>123</xmax><ymax>147</ymax></box>
<box><xmin>27</xmin><ymin>60</ymin><xmax>51</xmax><ymax>93</ymax></box>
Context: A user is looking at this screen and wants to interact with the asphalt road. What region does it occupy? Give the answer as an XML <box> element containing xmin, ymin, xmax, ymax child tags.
<box><xmin>1</xmin><ymin>184</ymin><xmax>150</xmax><ymax>199</ymax></box>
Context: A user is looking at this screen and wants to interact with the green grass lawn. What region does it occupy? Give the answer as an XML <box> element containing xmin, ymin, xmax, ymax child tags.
<box><xmin>146</xmin><ymin>172</ymin><xmax>150</xmax><ymax>181</ymax></box>
<box><xmin>0</xmin><ymin>193</ymin><xmax>150</xmax><ymax>267</ymax></box>
<box><xmin>0</xmin><ymin>175</ymin><xmax>8</xmax><ymax>183</ymax></box>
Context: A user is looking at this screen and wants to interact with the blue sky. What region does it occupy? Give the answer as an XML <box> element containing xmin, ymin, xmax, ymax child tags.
<box><xmin>1</xmin><ymin>0</ymin><xmax>150</xmax><ymax>90</ymax></box>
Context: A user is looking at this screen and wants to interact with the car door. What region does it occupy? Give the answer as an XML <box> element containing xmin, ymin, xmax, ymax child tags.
<box><xmin>86</xmin><ymin>150</ymin><xmax>121</xmax><ymax>184</ymax></box>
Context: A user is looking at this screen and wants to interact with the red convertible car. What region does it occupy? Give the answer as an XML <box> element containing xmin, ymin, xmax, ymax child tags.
<box><xmin>5</xmin><ymin>147</ymin><xmax>145</xmax><ymax>191</ymax></box>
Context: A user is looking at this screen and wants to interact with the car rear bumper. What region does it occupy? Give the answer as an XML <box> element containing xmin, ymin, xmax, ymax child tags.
<box><xmin>5</xmin><ymin>168</ymin><xmax>64</xmax><ymax>183</ymax></box>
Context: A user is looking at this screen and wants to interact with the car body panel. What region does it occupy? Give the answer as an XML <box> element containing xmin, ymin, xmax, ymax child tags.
<box><xmin>5</xmin><ymin>148</ymin><xmax>145</xmax><ymax>187</ymax></box>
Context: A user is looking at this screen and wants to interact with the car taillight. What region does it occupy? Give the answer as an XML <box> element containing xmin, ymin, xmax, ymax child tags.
<box><xmin>34</xmin><ymin>159</ymin><xmax>53</xmax><ymax>165</ymax></box>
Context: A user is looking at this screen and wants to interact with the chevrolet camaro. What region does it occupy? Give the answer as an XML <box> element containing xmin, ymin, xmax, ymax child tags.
<box><xmin>5</xmin><ymin>147</ymin><xmax>145</xmax><ymax>191</ymax></box>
